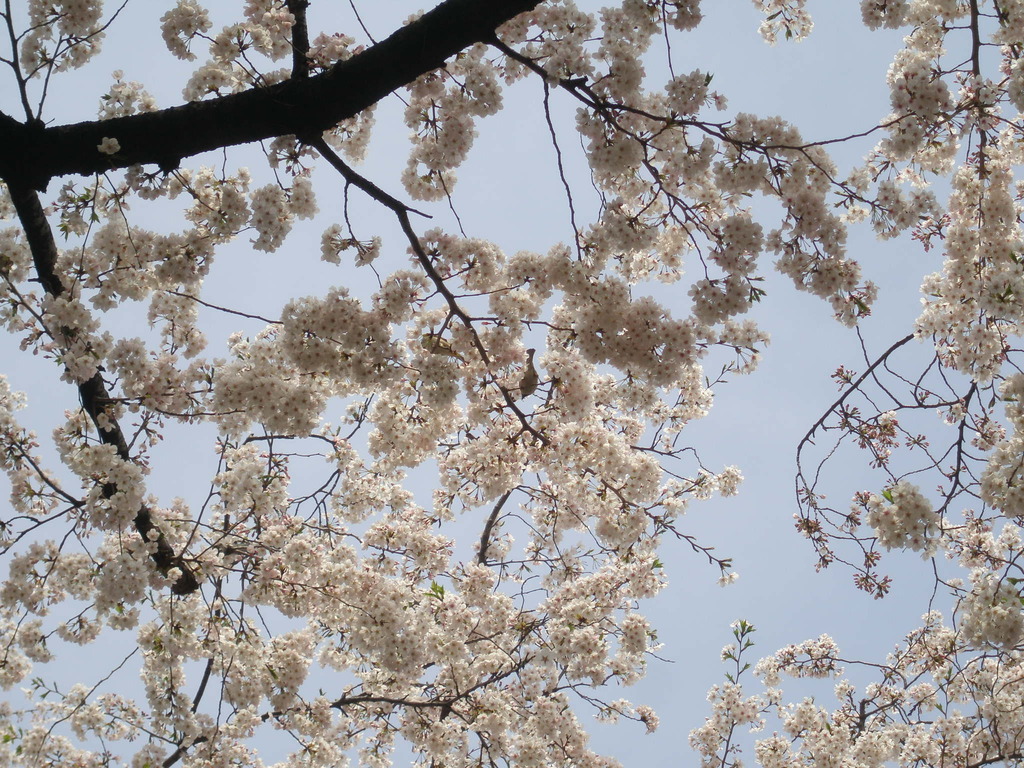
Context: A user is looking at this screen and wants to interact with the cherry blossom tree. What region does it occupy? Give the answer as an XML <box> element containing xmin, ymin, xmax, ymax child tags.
<box><xmin>693</xmin><ymin>2</ymin><xmax>1024</xmax><ymax>766</ymax></box>
<box><xmin>1</xmin><ymin>0</ymin><xmax>1024</xmax><ymax>766</ymax></box>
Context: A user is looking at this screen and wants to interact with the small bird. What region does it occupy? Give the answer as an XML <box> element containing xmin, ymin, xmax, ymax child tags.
<box><xmin>420</xmin><ymin>332</ymin><xmax>465</xmax><ymax>362</ymax></box>
<box><xmin>518</xmin><ymin>348</ymin><xmax>538</xmax><ymax>399</ymax></box>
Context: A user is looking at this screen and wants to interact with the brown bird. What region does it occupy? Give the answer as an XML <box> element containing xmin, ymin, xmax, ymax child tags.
<box><xmin>518</xmin><ymin>348</ymin><xmax>538</xmax><ymax>399</ymax></box>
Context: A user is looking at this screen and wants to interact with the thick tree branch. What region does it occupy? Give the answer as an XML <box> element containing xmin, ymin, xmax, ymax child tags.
<box><xmin>0</xmin><ymin>0</ymin><xmax>540</xmax><ymax>189</ymax></box>
<box><xmin>287</xmin><ymin>0</ymin><xmax>311</xmax><ymax>80</ymax></box>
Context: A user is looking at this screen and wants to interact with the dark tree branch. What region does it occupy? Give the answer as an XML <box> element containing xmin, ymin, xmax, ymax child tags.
<box><xmin>0</xmin><ymin>0</ymin><xmax>541</xmax><ymax>189</ymax></box>
<box><xmin>6</xmin><ymin>180</ymin><xmax>199</xmax><ymax>595</ymax></box>
<box><xmin>797</xmin><ymin>333</ymin><xmax>916</xmax><ymax>457</ymax></box>
<box><xmin>287</xmin><ymin>0</ymin><xmax>311</xmax><ymax>80</ymax></box>
<box><xmin>478</xmin><ymin>490</ymin><xmax>511</xmax><ymax>564</ymax></box>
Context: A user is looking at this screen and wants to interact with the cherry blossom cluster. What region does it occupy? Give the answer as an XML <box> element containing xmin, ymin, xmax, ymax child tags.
<box><xmin>160</xmin><ymin>1</ymin><xmax>212</xmax><ymax>61</ymax></box>
<box><xmin>862</xmin><ymin>480</ymin><xmax>939</xmax><ymax>554</ymax></box>
<box><xmin>98</xmin><ymin>70</ymin><xmax>157</xmax><ymax>119</ymax></box>
<box><xmin>980</xmin><ymin>374</ymin><xmax>1024</xmax><ymax>518</ymax></box>
<box><xmin>402</xmin><ymin>44</ymin><xmax>502</xmax><ymax>201</ymax></box>
<box><xmin>752</xmin><ymin>0</ymin><xmax>813</xmax><ymax>43</ymax></box>
<box><xmin>693</xmin><ymin>596</ymin><xmax>1024</xmax><ymax>766</ymax></box>
<box><xmin>21</xmin><ymin>0</ymin><xmax>105</xmax><ymax>75</ymax></box>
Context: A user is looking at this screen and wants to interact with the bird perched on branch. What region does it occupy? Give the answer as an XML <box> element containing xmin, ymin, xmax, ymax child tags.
<box><xmin>518</xmin><ymin>348</ymin><xmax>538</xmax><ymax>399</ymax></box>
<box><xmin>420</xmin><ymin>332</ymin><xmax>465</xmax><ymax>362</ymax></box>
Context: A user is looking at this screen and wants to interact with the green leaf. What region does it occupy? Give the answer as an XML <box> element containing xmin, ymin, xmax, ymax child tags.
<box><xmin>427</xmin><ymin>581</ymin><xmax>445</xmax><ymax>599</ymax></box>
